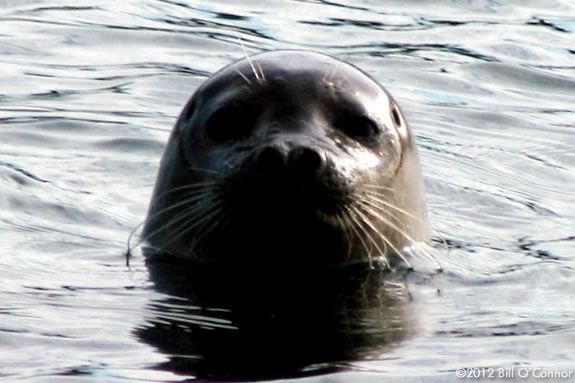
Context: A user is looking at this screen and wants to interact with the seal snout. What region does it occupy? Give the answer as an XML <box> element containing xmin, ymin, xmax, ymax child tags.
<box><xmin>252</xmin><ymin>144</ymin><xmax>324</xmax><ymax>177</ymax></box>
<box><xmin>228</xmin><ymin>142</ymin><xmax>347</xmax><ymax>218</ymax></box>
<box><xmin>252</xmin><ymin>145</ymin><xmax>286</xmax><ymax>174</ymax></box>
<box><xmin>288</xmin><ymin>146</ymin><xmax>323</xmax><ymax>176</ymax></box>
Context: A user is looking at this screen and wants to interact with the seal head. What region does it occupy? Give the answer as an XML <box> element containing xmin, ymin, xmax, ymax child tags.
<box><xmin>142</xmin><ymin>50</ymin><xmax>429</xmax><ymax>267</ymax></box>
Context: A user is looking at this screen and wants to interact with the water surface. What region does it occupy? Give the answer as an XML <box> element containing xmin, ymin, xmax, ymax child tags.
<box><xmin>1</xmin><ymin>1</ymin><xmax>574</xmax><ymax>382</ymax></box>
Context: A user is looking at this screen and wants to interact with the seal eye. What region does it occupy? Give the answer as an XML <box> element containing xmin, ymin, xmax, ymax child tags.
<box><xmin>335</xmin><ymin>113</ymin><xmax>381</xmax><ymax>142</ymax></box>
<box><xmin>205</xmin><ymin>105</ymin><xmax>257</xmax><ymax>143</ymax></box>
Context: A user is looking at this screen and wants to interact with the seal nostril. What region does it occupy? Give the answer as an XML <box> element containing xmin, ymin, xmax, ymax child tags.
<box><xmin>254</xmin><ymin>145</ymin><xmax>286</xmax><ymax>173</ymax></box>
<box><xmin>288</xmin><ymin>146</ymin><xmax>323</xmax><ymax>175</ymax></box>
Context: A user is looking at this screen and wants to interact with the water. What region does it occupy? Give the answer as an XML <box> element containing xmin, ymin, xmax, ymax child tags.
<box><xmin>1</xmin><ymin>0</ymin><xmax>574</xmax><ymax>382</ymax></box>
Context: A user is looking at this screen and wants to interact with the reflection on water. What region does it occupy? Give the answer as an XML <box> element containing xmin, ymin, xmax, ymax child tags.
<box><xmin>1</xmin><ymin>0</ymin><xmax>574</xmax><ymax>381</ymax></box>
<box><xmin>138</xmin><ymin>261</ymin><xmax>413</xmax><ymax>381</ymax></box>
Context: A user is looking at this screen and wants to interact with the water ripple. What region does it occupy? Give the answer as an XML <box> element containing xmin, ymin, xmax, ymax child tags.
<box><xmin>1</xmin><ymin>0</ymin><xmax>574</xmax><ymax>381</ymax></box>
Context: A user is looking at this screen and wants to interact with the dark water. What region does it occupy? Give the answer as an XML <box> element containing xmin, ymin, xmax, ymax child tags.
<box><xmin>1</xmin><ymin>1</ymin><xmax>574</xmax><ymax>382</ymax></box>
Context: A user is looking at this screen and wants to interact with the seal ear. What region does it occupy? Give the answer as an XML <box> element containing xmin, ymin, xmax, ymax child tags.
<box><xmin>389</xmin><ymin>100</ymin><xmax>411</xmax><ymax>145</ymax></box>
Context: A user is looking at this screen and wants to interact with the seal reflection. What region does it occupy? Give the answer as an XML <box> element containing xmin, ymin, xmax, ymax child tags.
<box><xmin>136</xmin><ymin>260</ymin><xmax>413</xmax><ymax>381</ymax></box>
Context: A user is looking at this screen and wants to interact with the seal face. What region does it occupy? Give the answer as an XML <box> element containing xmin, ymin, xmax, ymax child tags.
<box><xmin>142</xmin><ymin>50</ymin><xmax>429</xmax><ymax>267</ymax></box>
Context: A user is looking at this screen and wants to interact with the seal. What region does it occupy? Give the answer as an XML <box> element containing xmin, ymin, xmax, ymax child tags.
<box><xmin>141</xmin><ymin>50</ymin><xmax>430</xmax><ymax>269</ymax></box>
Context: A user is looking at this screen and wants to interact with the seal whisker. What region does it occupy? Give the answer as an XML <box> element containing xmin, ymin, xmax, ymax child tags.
<box><xmin>221</xmin><ymin>158</ymin><xmax>239</xmax><ymax>170</ymax></box>
<box><xmin>356</xmin><ymin>201</ymin><xmax>413</xmax><ymax>269</ymax></box>
<box><xmin>362</xmin><ymin>189</ymin><xmax>448</xmax><ymax>259</ymax></box>
<box><xmin>128</xmin><ymin>189</ymin><xmax>216</xmax><ymax>253</ymax></box>
<box><xmin>182</xmin><ymin>203</ymin><xmax>226</xmax><ymax>254</ymax></box>
<box><xmin>133</xmin><ymin>193</ymin><xmax>216</xmax><ymax>251</ymax></box>
<box><xmin>151</xmin><ymin>181</ymin><xmax>220</xmax><ymax>202</ymax></box>
<box><xmin>186</xmin><ymin>166</ymin><xmax>224</xmax><ymax>177</ymax></box>
<box><xmin>145</xmin><ymin>189</ymin><xmax>216</xmax><ymax>223</ymax></box>
<box><xmin>345</xmin><ymin>206</ymin><xmax>378</xmax><ymax>267</ymax></box>
<box><xmin>334</xmin><ymin>210</ymin><xmax>354</xmax><ymax>259</ymax></box>
<box><xmin>361</xmin><ymin>184</ymin><xmax>398</xmax><ymax>194</ymax></box>
<box><xmin>360</xmin><ymin>196</ymin><xmax>442</xmax><ymax>270</ymax></box>
<box><xmin>126</xmin><ymin>221</ymin><xmax>145</xmax><ymax>259</ymax></box>
<box><xmin>358</xmin><ymin>193</ymin><xmax>407</xmax><ymax>230</ymax></box>
<box><xmin>255</xmin><ymin>60</ymin><xmax>266</xmax><ymax>82</ymax></box>
<box><xmin>347</xmin><ymin>205</ymin><xmax>390</xmax><ymax>269</ymax></box>
<box><xmin>362</xmin><ymin>190</ymin><xmax>422</xmax><ymax>223</ymax></box>
<box><xmin>187</xmin><ymin>203</ymin><xmax>228</xmax><ymax>260</ymax></box>
<box><xmin>341</xmin><ymin>206</ymin><xmax>371</xmax><ymax>263</ymax></box>
<box><xmin>231</xmin><ymin>65</ymin><xmax>253</xmax><ymax>86</ymax></box>
<box><xmin>238</xmin><ymin>39</ymin><xmax>263</xmax><ymax>82</ymax></box>
<box><xmin>155</xmin><ymin>199</ymin><xmax>226</xmax><ymax>257</ymax></box>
